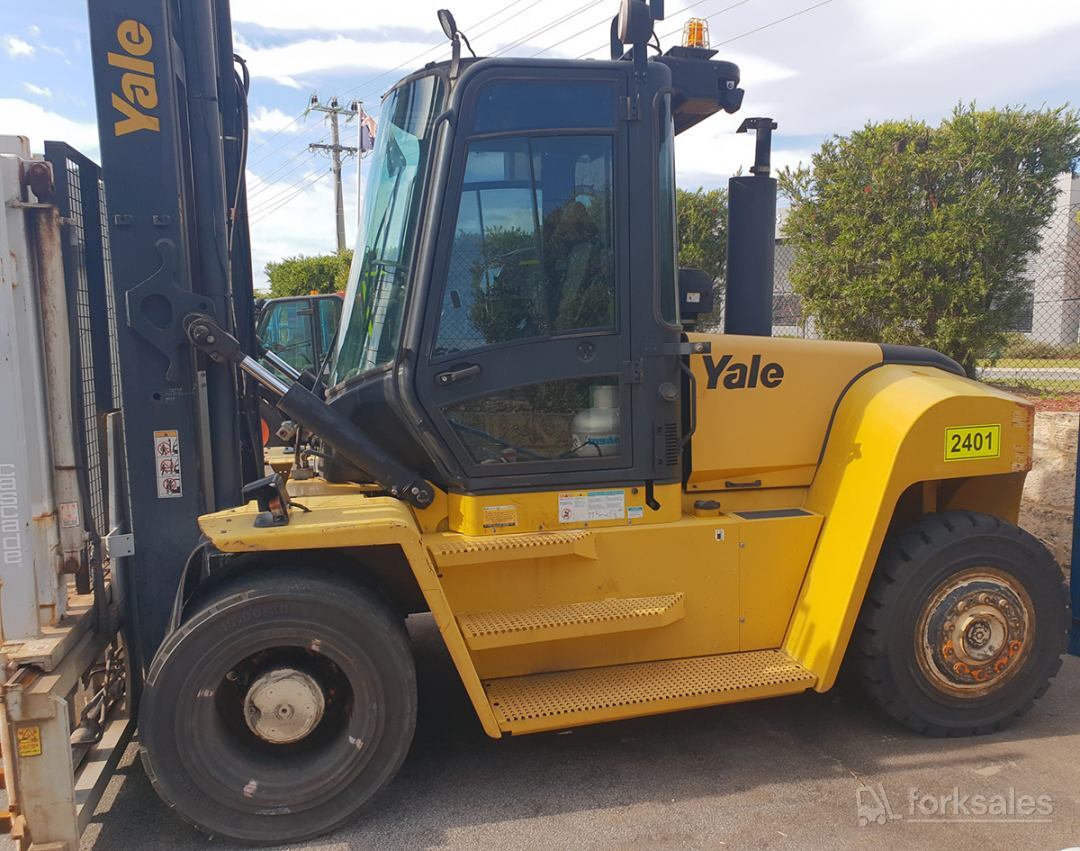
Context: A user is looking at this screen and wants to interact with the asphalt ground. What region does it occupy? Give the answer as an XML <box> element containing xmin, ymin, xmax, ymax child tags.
<box><xmin>19</xmin><ymin>615</ymin><xmax>1080</xmax><ymax>850</ymax></box>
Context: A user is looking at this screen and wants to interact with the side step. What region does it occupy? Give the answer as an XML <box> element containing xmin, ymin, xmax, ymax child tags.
<box><xmin>484</xmin><ymin>649</ymin><xmax>815</xmax><ymax>734</ymax></box>
<box><xmin>458</xmin><ymin>593</ymin><xmax>684</xmax><ymax>650</ymax></box>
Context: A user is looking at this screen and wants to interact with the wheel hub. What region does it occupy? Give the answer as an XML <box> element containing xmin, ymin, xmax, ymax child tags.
<box><xmin>916</xmin><ymin>569</ymin><xmax>1033</xmax><ymax>698</ymax></box>
<box><xmin>243</xmin><ymin>667</ymin><xmax>326</xmax><ymax>744</ymax></box>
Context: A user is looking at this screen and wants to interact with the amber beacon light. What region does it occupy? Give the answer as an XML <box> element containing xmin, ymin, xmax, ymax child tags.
<box><xmin>682</xmin><ymin>17</ymin><xmax>710</xmax><ymax>48</ymax></box>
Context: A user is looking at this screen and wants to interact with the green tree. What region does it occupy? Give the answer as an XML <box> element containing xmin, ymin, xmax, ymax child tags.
<box><xmin>676</xmin><ymin>187</ymin><xmax>728</xmax><ymax>326</ymax></box>
<box><xmin>265</xmin><ymin>250</ymin><xmax>353</xmax><ymax>298</ymax></box>
<box><xmin>779</xmin><ymin>104</ymin><xmax>1080</xmax><ymax>374</ymax></box>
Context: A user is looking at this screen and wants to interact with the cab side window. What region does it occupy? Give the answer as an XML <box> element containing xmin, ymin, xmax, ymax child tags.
<box><xmin>259</xmin><ymin>300</ymin><xmax>316</xmax><ymax>372</ymax></box>
<box><xmin>316</xmin><ymin>297</ymin><xmax>340</xmax><ymax>355</ymax></box>
<box><xmin>434</xmin><ymin>83</ymin><xmax>617</xmax><ymax>358</ymax></box>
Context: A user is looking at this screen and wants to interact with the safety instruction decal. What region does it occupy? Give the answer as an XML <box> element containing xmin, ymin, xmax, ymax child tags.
<box><xmin>558</xmin><ymin>489</ymin><xmax>625</xmax><ymax>523</ymax></box>
<box><xmin>59</xmin><ymin>501</ymin><xmax>80</xmax><ymax>528</ymax></box>
<box><xmin>16</xmin><ymin>725</ymin><xmax>42</xmax><ymax>757</ymax></box>
<box><xmin>154</xmin><ymin>429</ymin><xmax>182</xmax><ymax>498</ymax></box>
<box><xmin>483</xmin><ymin>504</ymin><xmax>518</xmax><ymax>529</ymax></box>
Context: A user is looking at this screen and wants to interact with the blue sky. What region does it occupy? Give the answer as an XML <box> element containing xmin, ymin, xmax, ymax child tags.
<box><xmin>3</xmin><ymin>0</ymin><xmax>1080</xmax><ymax>288</ymax></box>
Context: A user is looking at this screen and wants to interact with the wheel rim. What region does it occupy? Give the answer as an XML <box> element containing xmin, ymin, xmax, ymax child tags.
<box><xmin>915</xmin><ymin>567</ymin><xmax>1034</xmax><ymax>699</ymax></box>
<box><xmin>243</xmin><ymin>667</ymin><xmax>327</xmax><ymax>744</ymax></box>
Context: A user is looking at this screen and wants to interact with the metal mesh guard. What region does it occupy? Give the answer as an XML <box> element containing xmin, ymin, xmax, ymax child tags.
<box><xmin>485</xmin><ymin>650</ymin><xmax>815</xmax><ymax>730</ymax></box>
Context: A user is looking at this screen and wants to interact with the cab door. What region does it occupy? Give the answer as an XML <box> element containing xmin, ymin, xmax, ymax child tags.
<box><xmin>257</xmin><ymin>297</ymin><xmax>318</xmax><ymax>373</ymax></box>
<box><xmin>415</xmin><ymin>69</ymin><xmax>641</xmax><ymax>492</ymax></box>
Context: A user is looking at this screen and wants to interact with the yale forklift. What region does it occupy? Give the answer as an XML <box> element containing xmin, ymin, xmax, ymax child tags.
<box><xmin>75</xmin><ymin>0</ymin><xmax>1068</xmax><ymax>845</ymax></box>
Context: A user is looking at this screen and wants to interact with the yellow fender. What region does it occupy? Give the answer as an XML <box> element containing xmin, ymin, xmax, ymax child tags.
<box><xmin>198</xmin><ymin>496</ymin><xmax>503</xmax><ymax>737</ymax></box>
<box><xmin>784</xmin><ymin>364</ymin><xmax>1033</xmax><ymax>689</ymax></box>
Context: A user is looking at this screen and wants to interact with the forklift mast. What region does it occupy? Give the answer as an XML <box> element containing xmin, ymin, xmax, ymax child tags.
<box><xmin>86</xmin><ymin>0</ymin><xmax>260</xmax><ymax>662</ymax></box>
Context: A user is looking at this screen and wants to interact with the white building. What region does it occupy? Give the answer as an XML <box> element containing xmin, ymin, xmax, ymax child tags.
<box><xmin>1020</xmin><ymin>173</ymin><xmax>1080</xmax><ymax>344</ymax></box>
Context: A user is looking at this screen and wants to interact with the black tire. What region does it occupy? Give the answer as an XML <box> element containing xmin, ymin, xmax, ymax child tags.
<box><xmin>854</xmin><ymin>511</ymin><xmax>1068</xmax><ymax>737</ymax></box>
<box><xmin>139</xmin><ymin>568</ymin><xmax>416</xmax><ymax>845</ymax></box>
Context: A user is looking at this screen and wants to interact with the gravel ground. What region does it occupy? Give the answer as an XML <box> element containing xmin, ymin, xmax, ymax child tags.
<box><xmin>8</xmin><ymin>614</ymin><xmax>1079</xmax><ymax>851</ymax></box>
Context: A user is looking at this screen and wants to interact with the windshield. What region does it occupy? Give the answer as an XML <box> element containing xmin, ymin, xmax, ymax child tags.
<box><xmin>331</xmin><ymin>73</ymin><xmax>445</xmax><ymax>385</ymax></box>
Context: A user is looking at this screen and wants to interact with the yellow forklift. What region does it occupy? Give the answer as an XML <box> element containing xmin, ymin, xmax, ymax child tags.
<box><xmin>80</xmin><ymin>0</ymin><xmax>1067</xmax><ymax>845</ymax></box>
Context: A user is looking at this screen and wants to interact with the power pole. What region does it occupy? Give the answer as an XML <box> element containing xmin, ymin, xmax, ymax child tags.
<box><xmin>308</xmin><ymin>95</ymin><xmax>359</xmax><ymax>253</ymax></box>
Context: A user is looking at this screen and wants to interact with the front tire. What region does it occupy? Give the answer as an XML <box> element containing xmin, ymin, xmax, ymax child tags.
<box><xmin>854</xmin><ymin>511</ymin><xmax>1068</xmax><ymax>736</ymax></box>
<box><xmin>139</xmin><ymin>568</ymin><xmax>417</xmax><ymax>844</ymax></box>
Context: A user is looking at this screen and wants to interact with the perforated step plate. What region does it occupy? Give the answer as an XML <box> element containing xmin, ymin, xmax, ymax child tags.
<box><xmin>458</xmin><ymin>593</ymin><xmax>685</xmax><ymax>650</ymax></box>
<box><xmin>484</xmin><ymin>649</ymin><xmax>816</xmax><ymax>734</ymax></box>
<box><xmin>427</xmin><ymin>530</ymin><xmax>597</xmax><ymax>566</ymax></box>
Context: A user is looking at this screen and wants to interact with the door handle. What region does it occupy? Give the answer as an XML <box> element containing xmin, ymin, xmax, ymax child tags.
<box><xmin>435</xmin><ymin>363</ymin><xmax>481</xmax><ymax>386</ymax></box>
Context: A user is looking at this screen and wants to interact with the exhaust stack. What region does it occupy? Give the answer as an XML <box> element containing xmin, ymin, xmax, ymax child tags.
<box><xmin>724</xmin><ymin>117</ymin><xmax>778</xmax><ymax>337</ymax></box>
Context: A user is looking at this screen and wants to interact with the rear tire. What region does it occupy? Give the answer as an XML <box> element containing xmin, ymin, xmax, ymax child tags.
<box><xmin>139</xmin><ymin>568</ymin><xmax>416</xmax><ymax>845</ymax></box>
<box><xmin>854</xmin><ymin>511</ymin><xmax>1068</xmax><ymax>736</ymax></box>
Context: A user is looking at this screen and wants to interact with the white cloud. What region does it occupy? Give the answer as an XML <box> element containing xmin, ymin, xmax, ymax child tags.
<box><xmin>0</xmin><ymin>99</ymin><xmax>99</xmax><ymax>158</ymax></box>
<box><xmin>27</xmin><ymin>25</ymin><xmax>41</xmax><ymax>38</ymax></box>
<box><xmin>241</xmin><ymin>35</ymin><xmax>448</xmax><ymax>88</ymax></box>
<box><xmin>232</xmin><ymin>0</ymin><xmax>516</xmax><ymax>32</ymax></box>
<box><xmin>247</xmin><ymin>164</ymin><xmax>359</xmax><ymax>288</ymax></box>
<box><xmin>855</xmin><ymin>0</ymin><xmax>1080</xmax><ymax>60</ymax></box>
<box><xmin>676</xmin><ymin>114</ymin><xmax>815</xmax><ymax>182</ymax></box>
<box><xmin>22</xmin><ymin>82</ymin><xmax>52</xmax><ymax>99</ymax></box>
<box><xmin>3</xmin><ymin>35</ymin><xmax>35</xmax><ymax>58</ymax></box>
<box><xmin>249</xmin><ymin>106</ymin><xmax>302</xmax><ymax>134</ymax></box>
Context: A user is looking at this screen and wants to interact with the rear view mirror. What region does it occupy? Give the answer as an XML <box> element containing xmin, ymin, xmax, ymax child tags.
<box><xmin>617</xmin><ymin>0</ymin><xmax>652</xmax><ymax>45</ymax></box>
<box><xmin>678</xmin><ymin>267</ymin><xmax>715</xmax><ymax>327</ymax></box>
<box><xmin>437</xmin><ymin>9</ymin><xmax>457</xmax><ymax>40</ymax></box>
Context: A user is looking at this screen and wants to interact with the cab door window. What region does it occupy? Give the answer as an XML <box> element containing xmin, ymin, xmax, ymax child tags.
<box><xmin>259</xmin><ymin>300</ymin><xmax>316</xmax><ymax>372</ymax></box>
<box><xmin>316</xmin><ymin>297</ymin><xmax>341</xmax><ymax>357</ymax></box>
<box><xmin>434</xmin><ymin>134</ymin><xmax>616</xmax><ymax>357</ymax></box>
<box><xmin>444</xmin><ymin>376</ymin><xmax>621</xmax><ymax>465</ymax></box>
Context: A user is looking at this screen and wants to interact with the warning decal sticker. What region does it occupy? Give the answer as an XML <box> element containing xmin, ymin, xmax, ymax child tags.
<box><xmin>154</xmin><ymin>429</ymin><xmax>182</xmax><ymax>498</ymax></box>
<box><xmin>558</xmin><ymin>490</ymin><xmax>626</xmax><ymax>523</ymax></box>
<box><xmin>16</xmin><ymin>725</ymin><xmax>42</xmax><ymax>757</ymax></box>
<box><xmin>483</xmin><ymin>504</ymin><xmax>519</xmax><ymax>529</ymax></box>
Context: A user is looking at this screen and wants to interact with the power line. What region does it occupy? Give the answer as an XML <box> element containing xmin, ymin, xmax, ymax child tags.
<box><xmin>249</xmin><ymin>168</ymin><xmax>325</xmax><ymax>217</ymax></box>
<box><xmin>250</xmin><ymin>0</ymin><xmax>628</xmax><ymax>211</ymax></box>
<box><xmin>337</xmin><ymin>0</ymin><xmax>541</xmax><ymax>104</ymax></box>
<box><xmin>494</xmin><ymin>0</ymin><xmax>608</xmax><ymax>57</ymax></box>
<box><xmin>532</xmin><ymin>13</ymin><xmax>612</xmax><ymax>57</ymax></box>
<box><xmin>248</xmin><ymin>118</ymin><xmax>324</xmax><ymax>169</ymax></box>
<box><xmin>250</xmin><ymin>170</ymin><xmax>331</xmax><ymax>225</ymax></box>
<box><xmin>576</xmin><ymin>0</ymin><xmax>757</xmax><ymax>59</ymax></box>
<box><xmin>337</xmin><ymin>0</ymin><xmax>551</xmax><ymax>113</ymax></box>
<box><xmin>247</xmin><ymin>110</ymin><xmax>307</xmax><ymax>155</ymax></box>
<box><xmin>658</xmin><ymin>0</ymin><xmax>756</xmax><ymax>40</ymax></box>
<box><xmin>713</xmin><ymin>0</ymin><xmax>835</xmax><ymax>46</ymax></box>
<box><xmin>248</xmin><ymin>141</ymin><xmax>326</xmax><ymax>197</ymax></box>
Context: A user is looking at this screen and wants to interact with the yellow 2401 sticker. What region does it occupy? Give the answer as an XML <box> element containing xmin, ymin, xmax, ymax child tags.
<box><xmin>945</xmin><ymin>424</ymin><xmax>1001</xmax><ymax>462</ymax></box>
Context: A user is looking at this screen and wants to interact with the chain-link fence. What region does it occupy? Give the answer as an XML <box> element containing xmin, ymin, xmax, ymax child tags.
<box><xmin>766</xmin><ymin>183</ymin><xmax>1080</xmax><ymax>399</ymax></box>
<box><xmin>980</xmin><ymin>197</ymin><xmax>1080</xmax><ymax>397</ymax></box>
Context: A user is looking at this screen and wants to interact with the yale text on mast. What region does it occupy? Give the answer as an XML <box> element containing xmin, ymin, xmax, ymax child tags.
<box><xmin>107</xmin><ymin>20</ymin><xmax>160</xmax><ymax>136</ymax></box>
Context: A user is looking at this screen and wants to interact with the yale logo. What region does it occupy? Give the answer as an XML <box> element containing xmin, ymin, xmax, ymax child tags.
<box><xmin>108</xmin><ymin>20</ymin><xmax>160</xmax><ymax>136</ymax></box>
<box><xmin>703</xmin><ymin>354</ymin><xmax>784</xmax><ymax>390</ymax></box>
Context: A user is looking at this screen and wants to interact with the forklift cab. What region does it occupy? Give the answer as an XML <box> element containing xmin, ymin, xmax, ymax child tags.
<box><xmin>327</xmin><ymin>53</ymin><xmax>740</xmax><ymax>497</ymax></box>
<box><xmin>257</xmin><ymin>292</ymin><xmax>343</xmax><ymax>375</ymax></box>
